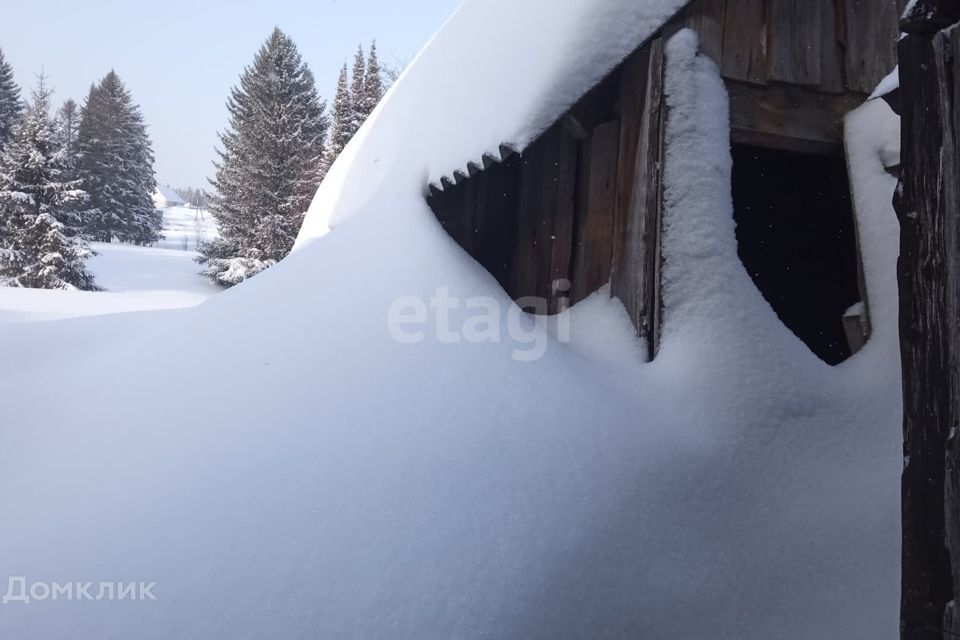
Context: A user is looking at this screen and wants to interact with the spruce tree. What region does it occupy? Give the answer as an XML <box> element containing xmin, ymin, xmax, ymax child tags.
<box><xmin>0</xmin><ymin>48</ymin><xmax>22</xmax><ymax>150</ymax></box>
<box><xmin>76</xmin><ymin>71</ymin><xmax>161</xmax><ymax>245</ymax></box>
<box><xmin>357</xmin><ymin>41</ymin><xmax>383</xmax><ymax>122</ymax></box>
<box><xmin>321</xmin><ymin>63</ymin><xmax>353</xmax><ymax>178</ymax></box>
<box><xmin>319</xmin><ymin>41</ymin><xmax>384</xmax><ymax>182</ymax></box>
<box><xmin>0</xmin><ymin>77</ymin><xmax>96</xmax><ymax>290</ymax></box>
<box><xmin>57</xmin><ymin>99</ymin><xmax>79</xmax><ymax>160</ymax></box>
<box><xmin>55</xmin><ymin>98</ymin><xmax>87</xmax><ymax>234</ymax></box>
<box><xmin>200</xmin><ymin>27</ymin><xmax>328</xmax><ymax>286</ymax></box>
<box><xmin>349</xmin><ymin>45</ymin><xmax>367</xmax><ymax>136</ymax></box>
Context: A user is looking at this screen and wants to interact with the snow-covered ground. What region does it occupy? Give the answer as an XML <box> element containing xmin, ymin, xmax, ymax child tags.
<box><xmin>153</xmin><ymin>205</ymin><xmax>218</xmax><ymax>252</ymax></box>
<box><xmin>0</xmin><ymin>206</ymin><xmax>220</xmax><ymax>324</ymax></box>
<box><xmin>0</xmin><ymin>2</ymin><xmax>903</xmax><ymax>639</ymax></box>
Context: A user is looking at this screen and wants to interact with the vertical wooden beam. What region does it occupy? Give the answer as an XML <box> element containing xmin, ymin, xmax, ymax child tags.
<box><xmin>820</xmin><ymin>0</ymin><xmax>846</xmax><ymax>94</ymax></box>
<box><xmin>720</xmin><ymin>0</ymin><xmax>768</xmax><ymax>85</ymax></box>
<box><xmin>896</xmin><ymin>9</ymin><xmax>960</xmax><ymax>639</ymax></box>
<box><xmin>665</xmin><ymin>0</ymin><xmax>728</xmax><ymax>64</ymax></box>
<box><xmin>842</xmin><ymin>0</ymin><xmax>904</xmax><ymax>94</ymax></box>
<box><xmin>485</xmin><ymin>154</ymin><xmax>522</xmax><ymax>291</ymax></box>
<box><xmin>768</xmin><ymin>0</ymin><xmax>823</xmax><ymax>86</ymax></box>
<box><xmin>512</xmin><ymin>124</ymin><xmax>579</xmax><ymax>313</ymax></box>
<box><xmin>571</xmin><ymin>119</ymin><xmax>620</xmax><ymax>304</ymax></box>
<box><xmin>548</xmin><ymin>129</ymin><xmax>580</xmax><ymax>314</ymax></box>
<box><xmin>944</xmin><ymin>24</ymin><xmax>960</xmax><ymax>638</ymax></box>
<box><xmin>512</xmin><ymin>138</ymin><xmax>548</xmax><ymax>305</ymax></box>
<box><xmin>611</xmin><ymin>37</ymin><xmax>666</xmax><ymax>359</ymax></box>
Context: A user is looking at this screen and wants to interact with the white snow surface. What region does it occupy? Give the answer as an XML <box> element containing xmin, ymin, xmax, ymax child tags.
<box><xmin>0</xmin><ymin>7</ymin><xmax>904</xmax><ymax>640</ymax></box>
<box><xmin>869</xmin><ymin>66</ymin><xmax>900</xmax><ymax>100</ymax></box>
<box><xmin>0</xmin><ymin>208</ymin><xmax>220</xmax><ymax>324</ymax></box>
<box><xmin>153</xmin><ymin>205</ymin><xmax>219</xmax><ymax>252</ymax></box>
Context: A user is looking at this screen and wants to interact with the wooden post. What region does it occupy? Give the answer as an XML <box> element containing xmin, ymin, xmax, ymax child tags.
<box><xmin>610</xmin><ymin>37</ymin><xmax>666</xmax><ymax>361</ymax></box>
<box><xmin>896</xmin><ymin>3</ymin><xmax>960</xmax><ymax>638</ymax></box>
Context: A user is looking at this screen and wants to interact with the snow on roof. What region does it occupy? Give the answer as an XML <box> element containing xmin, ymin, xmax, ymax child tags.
<box><xmin>153</xmin><ymin>184</ymin><xmax>184</xmax><ymax>205</ymax></box>
<box><xmin>298</xmin><ymin>0</ymin><xmax>690</xmax><ymax>243</ymax></box>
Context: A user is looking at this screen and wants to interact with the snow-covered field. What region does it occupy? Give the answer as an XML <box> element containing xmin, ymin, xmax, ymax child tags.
<box><xmin>0</xmin><ymin>206</ymin><xmax>220</xmax><ymax>324</ymax></box>
<box><xmin>152</xmin><ymin>205</ymin><xmax>218</xmax><ymax>252</ymax></box>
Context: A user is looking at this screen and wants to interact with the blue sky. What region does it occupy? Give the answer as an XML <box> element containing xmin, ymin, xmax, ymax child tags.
<box><xmin>0</xmin><ymin>0</ymin><xmax>461</xmax><ymax>189</ymax></box>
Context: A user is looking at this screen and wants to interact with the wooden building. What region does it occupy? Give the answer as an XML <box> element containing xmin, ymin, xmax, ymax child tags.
<box><xmin>427</xmin><ymin>0</ymin><xmax>906</xmax><ymax>365</ymax></box>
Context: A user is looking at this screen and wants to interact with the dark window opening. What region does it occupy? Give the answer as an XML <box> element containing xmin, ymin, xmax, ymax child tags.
<box><xmin>731</xmin><ymin>144</ymin><xmax>864</xmax><ymax>365</ymax></box>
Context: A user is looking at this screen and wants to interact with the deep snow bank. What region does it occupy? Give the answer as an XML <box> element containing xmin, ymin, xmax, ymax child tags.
<box><xmin>0</xmin><ymin>3</ymin><xmax>903</xmax><ymax>639</ymax></box>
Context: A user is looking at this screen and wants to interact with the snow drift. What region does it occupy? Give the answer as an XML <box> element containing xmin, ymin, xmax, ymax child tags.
<box><xmin>0</xmin><ymin>0</ymin><xmax>903</xmax><ymax>638</ymax></box>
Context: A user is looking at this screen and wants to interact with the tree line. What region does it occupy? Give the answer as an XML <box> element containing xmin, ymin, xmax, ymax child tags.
<box><xmin>0</xmin><ymin>50</ymin><xmax>158</xmax><ymax>290</ymax></box>
<box><xmin>174</xmin><ymin>186</ymin><xmax>208</xmax><ymax>209</ymax></box>
<box><xmin>0</xmin><ymin>28</ymin><xmax>387</xmax><ymax>291</ymax></box>
<box><xmin>199</xmin><ymin>29</ymin><xmax>384</xmax><ymax>286</ymax></box>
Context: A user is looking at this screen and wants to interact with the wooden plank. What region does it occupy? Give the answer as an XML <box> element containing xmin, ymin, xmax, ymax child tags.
<box><xmin>947</xmin><ymin>28</ymin><xmax>960</xmax><ymax>638</ymax></box>
<box><xmin>569</xmin><ymin>68</ymin><xmax>621</xmax><ymax>134</ymax></box>
<box><xmin>896</xmin><ymin>25</ymin><xmax>960</xmax><ymax>640</ymax></box>
<box><xmin>841</xmin><ymin>312</ymin><xmax>867</xmax><ymax>355</ymax></box>
<box><xmin>571</xmin><ymin>119</ymin><xmax>620</xmax><ymax>304</ymax></box>
<box><xmin>427</xmin><ymin>175</ymin><xmax>472</xmax><ymax>252</ymax></box>
<box><xmin>609</xmin><ymin>42</ymin><xmax>650</xmax><ymax>288</ymax></box>
<box><xmin>547</xmin><ymin>128</ymin><xmax>579</xmax><ymax>314</ymax></box>
<box><xmin>727</xmin><ymin>80</ymin><xmax>864</xmax><ymax>153</ymax></box>
<box><xmin>610</xmin><ymin>37</ymin><xmax>665</xmax><ymax>359</ymax></box>
<box><xmin>511</xmin><ymin>124</ymin><xmax>578</xmax><ymax>313</ymax></box>
<box><xmin>720</xmin><ymin>0</ymin><xmax>769</xmax><ymax>85</ymax></box>
<box><xmin>664</xmin><ymin>0</ymin><xmax>727</xmax><ymax>64</ymax></box>
<box><xmin>842</xmin><ymin>0</ymin><xmax>903</xmax><ymax>94</ymax></box>
<box><xmin>472</xmin><ymin>155</ymin><xmax>521</xmax><ymax>291</ymax></box>
<box><xmin>426</xmin><ymin>154</ymin><xmax>522</xmax><ymax>296</ymax></box>
<box><xmin>512</xmin><ymin>140</ymin><xmax>548</xmax><ymax>306</ymax></box>
<box><xmin>820</xmin><ymin>0</ymin><xmax>846</xmax><ymax>94</ymax></box>
<box><xmin>769</xmin><ymin>0</ymin><xmax>822</xmax><ymax>86</ymax></box>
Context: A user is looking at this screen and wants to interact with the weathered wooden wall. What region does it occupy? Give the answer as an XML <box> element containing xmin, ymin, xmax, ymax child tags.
<box><xmin>896</xmin><ymin>4</ymin><xmax>960</xmax><ymax>639</ymax></box>
<box><xmin>670</xmin><ymin>0</ymin><xmax>906</xmax><ymax>148</ymax></box>
<box><xmin>427</xmin><ymin>0</ymin><xmax>903</xmax><ymax>360</ymax></box>
<box><xmin>428</xmin><ymin>41</ymin><xmax>657</xmax><ymax>326</ymax></box>
<box><xmin>669</xmin><ymin>0</ymin><xmax>907</xmax><ymax>92</ymax></box>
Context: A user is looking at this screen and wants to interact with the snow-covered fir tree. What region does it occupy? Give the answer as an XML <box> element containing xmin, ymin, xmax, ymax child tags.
<box><xmin>357</xmin><ymin>41</ymin><xmax>383</xmax><ymax>123</ymax></box>
<box><xmin>76</xmin><ymin>71</ymin><xmax>161</xmax><ymax>245</ymax></box>
<box><xmin>0</xmin><ymin>48</ymin><xmax>22</xmax><ymax>150</ymax></box>
<box><xmin>0</xmin><ymin>77</ymin><xmax>96</xmax><ymax>290</ymax></box>
<box><xmin>321</xmin><ymin>63</ymin><xmax>353</xmax><ymax>178</ymax></box>
<box><xmin>54</xmin><ymin>98</ymin><xmax>87</xmax><ymax>233</ymax></box>
<box><xmin>349</xmin><ymin>45</ymin><xmax>367</xmax><ymax>136</ymax></box>
<box><xmin>319</xmin><ymin>41</ymin><xmax>385</xmax><ymax>181</ymax></box>
<box><xmin>56</xmin><ymin>99</ymin><xmax>79</xmax><ymax>161</ymax></box>
<box><xmin>199</xmin><ymin>28</ymin><xmax>328</xmax><ymax>286</ymax></box>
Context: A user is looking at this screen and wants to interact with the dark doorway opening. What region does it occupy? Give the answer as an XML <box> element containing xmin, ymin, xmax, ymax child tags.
<box><xmin>731</xmin><ymin>144</ymin><xmax>863</xmax><ymax>365</ymax></box>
